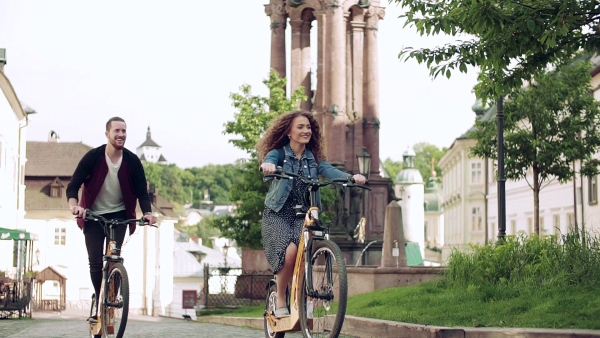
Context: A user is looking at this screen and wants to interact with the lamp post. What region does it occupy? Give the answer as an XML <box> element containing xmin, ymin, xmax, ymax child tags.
<box><xmin>356</xmin><ymin>147</ymin><xmax>371</xmax><ymax>265</ymax></box>
<box><xmin>497</xmin><ymin>97</ymin><xmax>506</xmax><ymax>242</ymax></box>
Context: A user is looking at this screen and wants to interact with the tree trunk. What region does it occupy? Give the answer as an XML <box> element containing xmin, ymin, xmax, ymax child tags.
<box><xmin>533</xmin><ymin>165</ymin><xmax>540</xmax><ymax>236</ymax></box>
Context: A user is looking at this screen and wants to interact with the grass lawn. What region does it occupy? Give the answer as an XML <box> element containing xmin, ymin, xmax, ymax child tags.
<box><xmin>204</xmin><ymin>281</ymin><xmax>600</xmax><ymax>330</ymax></box>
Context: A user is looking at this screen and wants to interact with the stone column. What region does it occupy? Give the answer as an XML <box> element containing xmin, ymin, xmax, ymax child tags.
<box><xmin>363</xmin><ymin>6</ymin><xmax>384</xmax><ymax>176</ymax></box>
<box><xmin>326</xmin><ymin>2</ymin><xmax>347</xmax><ymax>166</ymax></box>
<box><xmin>300</xmin><ymin>14</ymin><xmax>313</xmax><ymax>111</ymax></box>
<box><xmin>350</xmin><ymin>13</ymin><xmax>365</xmax><ymax>173</ymax></box>
<box><xmin>315</xmin><ymin>9</ymin><xmax>327</xmax><ymax>132</ymax></box>
<box><xmin>265</xmin><ymin>0</ymin><xmax>287</xmax><ymax>82</ymax></box>
<box><xmin>290</xmin><ymin>19</ymin><xmax>303</xmax><ymax>94</ymax></box>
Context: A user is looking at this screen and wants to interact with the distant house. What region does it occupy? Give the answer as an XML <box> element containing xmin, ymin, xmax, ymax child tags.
<box><xmin>136</xmin><ymin>126</ymin><xmax>167</xmax><ymax>164</ymax></box>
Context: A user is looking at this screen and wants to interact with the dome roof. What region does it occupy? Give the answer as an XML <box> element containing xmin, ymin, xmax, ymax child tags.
<box><xmin>395</xmin><ymin>168</ymin><xmax>423</xmax><ymax>184</ymax></box>
<box><xmin>424</xmin><ymin>178</ymin><xmax>442</xmax><ymax>211</ymax></box>
<box><xmin>424</xmin><ymin>192</ymin><xmax>442</xmax><ymax>212</ymax></box>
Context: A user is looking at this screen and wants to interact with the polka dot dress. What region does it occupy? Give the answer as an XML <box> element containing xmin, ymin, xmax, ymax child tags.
<box><xmin>262</xmin><ymin>156</ymin><xmax>310</xmax><ymax>274</ymax></box>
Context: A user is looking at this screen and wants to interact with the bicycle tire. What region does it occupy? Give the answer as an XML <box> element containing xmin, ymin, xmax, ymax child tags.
<box><xmin>264</xmin><ymin>283</ymin><xmax>285</xmax><ymax>338</ymax></box>
<box><xmin>89</xmin><ymin>293</ymin><xmax>101</xmax><ymax>338</ymax></box>
<box><xmin>101</xmin><ymin>263</ymin><xmax>129</xmax><ymax>338</ymax></box>
<box><xmin>299</xmin><ymin>240</ymin><xmax>348</xmax><ymax>338</ymax></box>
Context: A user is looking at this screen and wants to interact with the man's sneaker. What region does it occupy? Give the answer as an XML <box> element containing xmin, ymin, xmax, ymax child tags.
<box><xmin>87</xmin><ymin>315</ymin><xmax>98</xmax><ymax>324</ymax></box>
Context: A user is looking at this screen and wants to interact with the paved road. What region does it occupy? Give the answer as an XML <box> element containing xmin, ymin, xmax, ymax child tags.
<box><xmin>0</xmin><ymin>309</ymin><xmax>309</xmax><ymax>338</ymax></box>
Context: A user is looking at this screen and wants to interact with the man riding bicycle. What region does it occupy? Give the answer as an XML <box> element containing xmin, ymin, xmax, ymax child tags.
<box><xmin>66</xmin><ymin>117</ymin><xmax>156</xmax><ymax>323</ymax></box>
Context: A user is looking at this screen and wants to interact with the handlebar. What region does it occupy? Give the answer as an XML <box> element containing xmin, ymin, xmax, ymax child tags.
<box><xmin>261</xmin><ymin>167</ymin><xmax>371</xmax><ymax>191</ymax></box>
<box><xmin>82</xmin><ymin>209</ymin><xmax>157</xmax><ymax>227</ymax></box>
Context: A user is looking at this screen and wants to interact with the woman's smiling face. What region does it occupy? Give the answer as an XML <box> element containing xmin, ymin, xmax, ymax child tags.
<box><xmin>288</xmin><ymin>115</ymin><xmax>312</xmax><ymax>146</ymax></box>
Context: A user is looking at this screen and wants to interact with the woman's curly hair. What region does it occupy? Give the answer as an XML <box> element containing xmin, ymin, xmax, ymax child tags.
<box><xmin>256</xmin><ymin>110</ymin><xmax>326</xmax><ymax>163</ymax></box>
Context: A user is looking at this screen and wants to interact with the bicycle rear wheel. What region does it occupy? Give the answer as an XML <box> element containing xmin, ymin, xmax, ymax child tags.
<box><xmin>263</xmin><ymin>283</ymin><xmax>285</xmax><ymax>338</ymax></box>
<box><xmin>101</xmin><ymin>263</ymin><xmax>129</xmax><ymax>338</ymax></box>
<box><xmin>299</xmin><ymin>240</ymin><xmax>348</xmax><ymax>338</ymax></box>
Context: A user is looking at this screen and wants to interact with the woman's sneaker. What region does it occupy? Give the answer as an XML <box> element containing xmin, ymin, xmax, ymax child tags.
<box><xmin>274</xmin><ymin>307</ymin><xmax>290</xmax><ymax>318</ymax></box>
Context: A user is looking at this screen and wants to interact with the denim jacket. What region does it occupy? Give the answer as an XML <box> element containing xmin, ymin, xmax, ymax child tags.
<box><xmin>264</xmin><ymin>144</ymin><xmax>350</xmax><ymax>212</ymax></box>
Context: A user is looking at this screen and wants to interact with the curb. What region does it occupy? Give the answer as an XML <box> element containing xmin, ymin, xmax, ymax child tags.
<box><xmin>196</xmin><ymin>315</ymin><xmax>600</xmax><ymax>338</ymax></box>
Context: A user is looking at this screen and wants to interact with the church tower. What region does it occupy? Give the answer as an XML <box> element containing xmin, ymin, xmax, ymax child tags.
<box><xmin>136</xmin><ymin>126</ymin><xmax>167</xmax><ymax>164</ymax></box>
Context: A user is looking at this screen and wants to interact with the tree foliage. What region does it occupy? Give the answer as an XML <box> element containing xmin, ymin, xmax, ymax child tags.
<box><xmin>469</xmin><ymin>60</ymin><xmax>600</xmax><ymax>235</ymax></box>
<box><xmin>413</xmin><ymin>142</ymin><xmax>446</xmax><ymax>182</ymax></box>
<box><xmin>210</xmin><ymin>70</ymin><xmax>306</xmax><ymax>248</ymax></box>
<box><xmin>143</xmin><ymin>162</ymin><xmax>239</xmax><ymax>208</ymax></box>
<box><xmin>382</xmin><ymin>143</ymin><xmax>445</xmax><ymax>183</ymax></box>
<box><xmin>396</xmin><ymin>0</ymin><xmax>600</xmax><ymax>102</ymax></box>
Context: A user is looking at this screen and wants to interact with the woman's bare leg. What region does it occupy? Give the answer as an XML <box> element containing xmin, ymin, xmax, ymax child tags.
<box><xmin>275</xmin><ymin>243</ymin><xmax>297</xmax><ymax>309</ymax></box>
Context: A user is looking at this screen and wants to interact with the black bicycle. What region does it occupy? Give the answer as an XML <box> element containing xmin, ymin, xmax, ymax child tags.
<box><xmin>262</xmin><ymin>168</ymin><xmax>370</xmax><ymax>338</ymax></box>
<box><xmin>83</xmin><ymin>209</ymin><xmax>156</xmax><ymax>338</ymax></box>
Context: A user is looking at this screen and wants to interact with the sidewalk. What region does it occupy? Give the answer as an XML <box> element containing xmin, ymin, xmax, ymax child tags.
<box><xmin>196</xmin><ymin>314</ymin><xmax>600</xmax><ymax>338</ymax></box>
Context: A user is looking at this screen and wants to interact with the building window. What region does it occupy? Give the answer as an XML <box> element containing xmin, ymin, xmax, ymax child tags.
<box><xmin>539</xmin><ymin>217</ymin><xmax>545</xmax><ymax>235</ymax></box>
<box><xmin>553</xmin><ymin>214</ymin><xmax>560</xmax><ymax>236</ymax></box>
<box><xmin>50</xmin><ymin>185</ymin><xmax>62</xmax><ymax>198</ymax></box>
<box><xmin>527</xmin><ymin>217</ymin><xmax>533</xmax><ymax>234</ymax></box>
<box><xmin>511</xmin><ymin>220</ymin><xmax>517</xmax><ymax>235</ymax></box>
<box><xmin>471</xmin><ymin>162</ymin><xmax>482</xmax><ymax>184</ymax></box>
<box><xmin>54</xmin><ymin>228</ymin><xmax>66</xmax><ymax>246</ymax></box>
<box><xmin>567</xmin><ymin>213</ymin><xmax>575</xmax><ymax>232</ymax></box>
<box><xmin>589</xmin><ymin>176</ymin><xmax>598</xmax><ymax>205</ymax></box>
<box><xmin>471</xmin><ymin>207</ymin><xmax>482</xmax><ymax>230</ymax></box>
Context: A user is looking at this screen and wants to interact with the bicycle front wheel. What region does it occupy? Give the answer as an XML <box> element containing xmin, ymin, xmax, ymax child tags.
<box><xmin>101</xmin><ymin>263</ymin><xmax>129</xmax><ymax>338</ymax></box>
<box><xmin>299</xmin><ymin>240</ymin><xmax>348</xmax><ymax>338</ymax></box>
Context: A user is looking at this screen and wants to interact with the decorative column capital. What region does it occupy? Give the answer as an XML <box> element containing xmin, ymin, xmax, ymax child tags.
<box><xmin>365</xmin><ymin>6</ymin><xmax>385</xmax><ymax>30</ymax></box>
<box><xmin>265</xmin><ymin>1</ymin><xmax>288</xmax><ymax>30</ymax></box>
<box><xmin>289</xmin><ymin>18</ymin><xmax>304</xmax><ymax>31</ymax></box>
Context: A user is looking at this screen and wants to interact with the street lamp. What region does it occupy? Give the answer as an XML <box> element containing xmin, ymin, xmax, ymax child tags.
<box><xmin>356</xmin><ymin>147</ymin><xmax>371</xmax><ymax>265</ymax></box>
<box><xmin>356</xmin><ymin>147</ymin><xmax>372</xmax><ymax>179</ymax></box>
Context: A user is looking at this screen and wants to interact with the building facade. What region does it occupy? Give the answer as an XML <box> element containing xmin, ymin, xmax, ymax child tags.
<box><xmin>0</xmin><ymin>49</ymin><xmax>31</xmax><ymax>279</ymax></box>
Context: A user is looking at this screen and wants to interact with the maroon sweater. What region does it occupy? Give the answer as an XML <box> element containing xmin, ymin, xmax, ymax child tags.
<box><xmin>66</xmin><ymin>145</ymin><xmax>152</xmax><ymax>234</ymax></box>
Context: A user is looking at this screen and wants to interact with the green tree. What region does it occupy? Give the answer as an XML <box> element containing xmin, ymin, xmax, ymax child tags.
<box><xmin>396</xmin><ymin>0</ymin><xmax>600</xmax><ymax>102</ymax></box>
<box><xmin>414</xmin><ymin>142</ymin><xmax>446</xmax><ymax>182</ymax></box>
<box><xmin>469</xmin><ymin>61</ymin><xmax>600</xmax><ymax>235</ymax></box>
<box><xmin>381</xmin><ymin>157</ymin><xmax>403</xmax><ymax>181</ymax></box>
<box><xmin>210</xmin><ymin>70</ymin><xmax>306</xmax><ymax>248</ymax></box>
<box><xmin>184</xmin><ymin>164</ymin><xmax>239</xmax><ymax>205</ymax></box>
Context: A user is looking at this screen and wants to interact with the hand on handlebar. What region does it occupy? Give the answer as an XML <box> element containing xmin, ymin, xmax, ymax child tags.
<box><xmin>69</xmin><ymin>205</ymin><xmax>86</xmax><ymax>219</ymax></box>
<box><xmin>143</xmin><ymin>213</ymin><xmax>157</xmax><ymax>226</ymax></box>
<box><xmin>260</xmin><ymin>162</ymin><xmax>277</xmax><ymax>174</ymax></box>
<box><xmin>352</xmin><ymin>174</ymin><xmax>367</xmax><ymax>185</ymax></box>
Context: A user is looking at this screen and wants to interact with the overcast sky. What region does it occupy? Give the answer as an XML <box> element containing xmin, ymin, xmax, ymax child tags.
<box><xmin>0</xmin><ymin>0</ymin><xmax>479</xmax><ymax>169</ymax></box>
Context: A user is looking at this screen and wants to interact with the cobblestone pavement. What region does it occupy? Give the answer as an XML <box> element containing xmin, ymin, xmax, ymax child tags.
<box><xmin>0</xmin><ymin>309</ymin><xmax>310</xmax><ymax>338</ymax></box>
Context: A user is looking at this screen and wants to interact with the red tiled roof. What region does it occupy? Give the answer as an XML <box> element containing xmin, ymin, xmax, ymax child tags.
<box><xmin>26</xmin><ymin>141</ymin><xmax>93</xmax><ymax>177</ymax></box>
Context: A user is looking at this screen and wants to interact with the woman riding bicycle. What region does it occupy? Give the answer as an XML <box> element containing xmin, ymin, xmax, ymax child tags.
<box><xmin>257</xmin><ymin>110</ymin><xmax>366</xmax><ymax>318</ymax></box>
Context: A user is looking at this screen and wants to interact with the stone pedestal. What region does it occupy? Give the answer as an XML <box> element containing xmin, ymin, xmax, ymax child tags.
<box><xmin>381</xmin><ymin>202</ymin><xmax>407</xmax><ymax>267</ymax></box>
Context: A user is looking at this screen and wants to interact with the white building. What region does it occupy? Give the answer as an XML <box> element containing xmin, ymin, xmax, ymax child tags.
<box><xmin>136</xmin><ymin>126</ymin><xmax>167</xmax><ymax>164</ymax></box>
<box><xmin>439</xmin><ymin>60</ymin><xmax>600</xmax><ymax>262</ymax></box>
<box><xmin>394</xmin><ymin>148</ymin><xmax>425</xmax><ymax>258</ymax></box>
<box><xmin>0</xmin><ymin>48</ymin><xmax>32</xmax><ymax>280</ymax></box>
